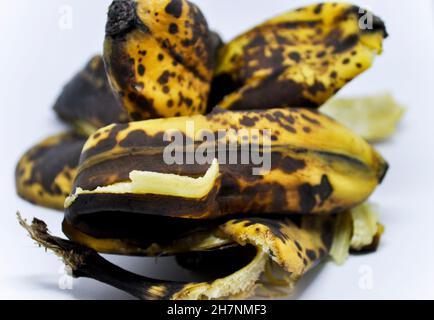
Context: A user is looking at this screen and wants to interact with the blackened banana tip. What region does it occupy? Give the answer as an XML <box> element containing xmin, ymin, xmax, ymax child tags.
<box><xmin>378</xmin><ymin>161</ymin><xmax>389</xmax><ymax>184</ymax></box>
<box><xmin>349</xmin><ymin>5</ymin><xmax>388</xmax><ymax>39</ymax></box>
<box><xmin>372</xmin><ymin>14</ymin><xmax>389</xmax><ymax>39</ymax></box>
<box><xmin>106</xmin><ymin>0</ymin><xmax>136</xmax><ymax>37</ymax></box>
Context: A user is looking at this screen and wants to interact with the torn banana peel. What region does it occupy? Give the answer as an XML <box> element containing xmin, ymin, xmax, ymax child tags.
<box><xmin>53</xmin><ymin>55</ymin><xmax>129</xmax><ymax>135</ymax></box>
<box><xmin>15</xmin><ymin>91</ymin><xmax>397</xmax><ymax>215</ymax></box>
<box><xmin>18</xmin><ymin>213</ymin><xmax>333</xmax><ymax>300</ymax></box>
<box><xmin>104</xmin><ymin>0</ymin><xmax>217</xmax><ymax>120</ymax></box>
<box><xmin>321</xmin><ymin>93</ymin><xmax>406</xmax><ymax>142</ymax></box>
<box><xmin>329</xmin><ymin>203</ymin><xmax>384</xmax><ymax>264</ymax></box>
<box><xmin>68</xmin><ymin>158</ymin><xmax>220</xmax><ymax>202</ymax></box>
<box><xmin>15</xmin><ymin>133</ymin><xmax>86</xmax><ymax>210</ymax></box>
<box><xmin>349</xmin><ymin>203</ymin><xmax>384</xmax><ymax>253</ymax></box>
<box><xmin>209</xmin><ymin>2</ymin><xmax>387</xmax><ymax>110</ymax></box>
<box><xmin>18</xmin><ymin>204</ymin><xmax>382</xmax><ymax>300</ymax></box>
<box><xmin>62</xmin><ymin>107</ymin><xmax>388</xmax><ymax>253</ymax></box>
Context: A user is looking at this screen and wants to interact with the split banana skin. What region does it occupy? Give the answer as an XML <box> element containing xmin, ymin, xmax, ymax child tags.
<box><xmin>16</xmin><ymin>1</ymin><xmax>400</xmax><ymax>300</ymax></box>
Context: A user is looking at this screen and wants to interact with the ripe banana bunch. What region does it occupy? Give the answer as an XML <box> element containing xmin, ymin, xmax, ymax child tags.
<box><xmin>209</xmin><ymin>2</ymin><xmax>388</xmax><ymax>110</ymax></box>
<box><xmin>16</xmin><ymin>1</ymin><xmax>394</xmax><ymax>300</ymax></box>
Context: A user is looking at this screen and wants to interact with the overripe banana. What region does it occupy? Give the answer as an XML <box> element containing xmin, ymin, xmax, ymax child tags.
<box><xmin>15</xmin><ymin>133</ymin><xmax>86</xmax><ymax>210</ymax></box>
<box><xmin>104</xmin><ymin>0</ymin><xmax>218</xmax><ymax>120</ymax></box>
<box><xmin>62</xmin><ymin>107</ymin><xmax>387</xmax><ymax>253</ymax></box>
<box><xmin>16</xmin><ymin>0</ymin><xmax>393</xmax><ymax>301</ymax></box>
<box><xmin>53</xmin><ymin>55</ymin><xmax>128</xmax><ymax>135</ymax></box>
<box><xmin>209</xmin><ymin>3</ymin><xmax>388</xmax><ymax>110</ymax></box>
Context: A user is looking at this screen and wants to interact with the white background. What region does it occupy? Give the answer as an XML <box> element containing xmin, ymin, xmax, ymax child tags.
<box><xmin>0</xmin><ymin>0</ymin><xmax>433</xmax><ymax>299</ymax></box>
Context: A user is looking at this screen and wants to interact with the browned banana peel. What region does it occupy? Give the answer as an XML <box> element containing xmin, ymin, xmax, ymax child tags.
<box><xmin>209</xmin><ymin>2</ymin><xmax>388</xmax><ymax>110</ymax></box>
<box><xmin>62</xmin><ymin>107</ymin><xmax>388</xmax><ymax>254</ymax></box>
<box><xmin>53</xmin><ymin>55</ymin><xmax>128</xmax><ymax>135</ymax></box>
<box><xmin>18</xmin><ymin>214</ymin><xmax>333</xmax><ymax>300</ymax></box>
<box><xmin>18</xmin><ymin>204</ymin><xmax>382</xmax><ymax>300</ymax></box>
<box><xmin>15</xmin><ymin>133</ymin><xmax>86</xmax><ymax>210</ymax></box>
<box><xmin>104</xmin><ymin>0</ymin><xmax>217</xmax><ymax>120</ymax></box>
<box><xmin>329</xmin><ymin>203</ymin><xmax>383</xmax><ymax>264</ymax></box>
<box><xmin>321</xmin><ymin>93</ymin><xmax>406</xmax><ymax>142</ymax></box>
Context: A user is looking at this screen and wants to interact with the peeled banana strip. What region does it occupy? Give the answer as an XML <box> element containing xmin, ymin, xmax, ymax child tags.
<box><xmin>321</xmin><ymin>93</ymin><xmax>406</xmax><ymax>142</ymax></box>
<box><xmin>210</xmin><ymin>2</ymin><xmax>387</xmax><ymax>111</ymax></box>
<box><xmin>62</xmin><ymin>107</ymin><xmax>388</xmax><ymax>253</ymax></box>
<box><xmin>104</xmin><ymin>0</ymin><xmax>218</xmax><ymax>120</ymax></box>
<box><xmin>53</xmin><ymin>55</ymin><xmax>128</xmax><ymax>135</ymax></box>
<box><xmin>15</xmin><ymin>133</ymin><xmax>87</xmax><ymax>210</ymax></box>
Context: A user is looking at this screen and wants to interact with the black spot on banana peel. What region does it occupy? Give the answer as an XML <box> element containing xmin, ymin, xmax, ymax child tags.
<box><xmin>210</xmin><ymin>3</ymin><xmax>388</xmax><ymax>111</ymax></box>
<box><xmin>104</xmin><ymin>0</ymin><xmax>217</xmax><ymax>120</ymax></box>
<box><xmin>63</xmin><ymin>108</ymin><xmax>388</xmax><ymax>252</ymax></box>
<box><xmin>53</xmin><ymin>55</ymin><xmax>129</xmax><ymax>135</ymax></box>
<box><xmin>15</xmin><ymin>133</ymin><xmax>86</xmax><ymax>210</ymax></box>
<box><xmin>18</xmin><ymin>213</ymin><xmax>335</xmax><ymax>300</ymax></box>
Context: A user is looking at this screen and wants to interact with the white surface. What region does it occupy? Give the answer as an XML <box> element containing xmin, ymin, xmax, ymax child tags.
<box><xmin>1</xmin><ymin>0</ymin><xmax>434</xmax><ymax>300</ymax></box>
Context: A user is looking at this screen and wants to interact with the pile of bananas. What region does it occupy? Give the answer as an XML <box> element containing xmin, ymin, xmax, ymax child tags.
<box><xmin>17</xmin><ymin>1</ymin><xmax>401</xmax><ymax>300</ymax></box>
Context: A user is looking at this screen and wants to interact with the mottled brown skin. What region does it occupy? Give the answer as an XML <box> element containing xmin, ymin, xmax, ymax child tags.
<box><xmin>210</xmin><ymin>3</ymin><xmax>388</xmax><ymax>111</ymax></box>
<box><xmin>21</xmin><ymin>213</ymin><xmax>335</xmax><ymax>299</ymax></box>
<box><xmin>65</xmin><ymin>108</ymin><xmax>387</xmax><ymax>244</ymax></box>
<box><xmin>104</xmin><ymin>0</ymin><xmax>217</xmax><ymax>120</ymax></box>
<box><xmin>15</xmin><ymin>133</ymin><xmax>86</xmax><ymax>210</ymax></box>
<box><xmin>217</xmin><ymin>216</ymin><xmax>334</xmax><ymax>276</ymax></box>
<box><xmin>53</xmin><ymin>56</ymin><xmax>128</xmax><ymax>133</ymax></box>
<box><xmin>17</xmin><ymin>1</ymin><xmax>388</xmax><ymax>300</ymax></box>
<box><xmin>62</xmin><ymin>210</ymin><xmax>222</xmax><ymax>253</ymax></box>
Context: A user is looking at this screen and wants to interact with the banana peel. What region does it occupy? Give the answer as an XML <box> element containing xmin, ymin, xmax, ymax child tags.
<box><xmin>104</xmin><ymin>0</ymin><xmax>218</xmax><ymax>120</ymax></box>
<box><xmin>15</xmin><ymin>133</ymin><xmax>86</xmax><ymax>210</ymax></box>
<box><xmin>18</xmin><ymin>213</ymin><xmax>333</xmax><ymax>300</ymax></box>
<box><xmin>15</xmin><ymin>1</ymin><xmax>392</xmax><ymax>301</ymax></box>
<box><xmin>321</xmin><ymin>93</ymin><xmax>406</xmax><ymax>142</ymax></box>
<box><xmin>61</xmin><ymin>107</ymin><xmax>388</xmax><ymax>253</ymax></box>
<box><xmin>18</xmin><ymin>203</ymin><xmax>381</xmax><ymax>300</ymax></box>
<box><xmin>209</xmin><ymin>2</ymin><xmax>388</xmax><ymax>111</ymax></box>
<box><xmin>16</xmin><ymin>55</ymin><xmax>129</xmax><ymax>210</ymax></box>
<box><xmin>53</xmin><ymin>55</ymin><xmax>129</xmax><ymax>135</ymax></box>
